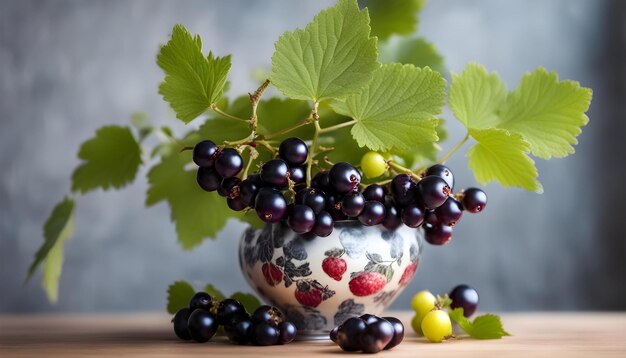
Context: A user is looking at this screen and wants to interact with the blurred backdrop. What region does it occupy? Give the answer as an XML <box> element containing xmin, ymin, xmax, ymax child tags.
<box><xmin>1</xmin><ymin>0</ymin><xmax>625</xmax><ymax>313</ymax></box>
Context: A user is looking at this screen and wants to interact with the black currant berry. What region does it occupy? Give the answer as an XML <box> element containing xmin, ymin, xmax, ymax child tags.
<box><xmin>311</xmin><ymin>171</ymin><xmax>331</xmax><ymax>192</ymax></box>
<box><xmin>401</xmin><ymin>204</ymin><xmax>425</xmax><ymax>228</ymax></box>
<box><xmin>172</xmin><ymin>308</ymin><xmax>191</xmax><ymax>340</ymax></box>
<box><xmin>189</xmin><ymin>292</ymin><xmax>213</xmax><ymax>311</ymax></box>
<box><xmin>423</xmin><ymin>223</ymin><xmax>453</xmax><ymax>245</ymax></box>
<box><xmin>359</xmin><ymin>314</ymin><xmax>381</xmax><ymax>325</ymax></box>
<box><xmin>313</xmin><ymin>211</ymin><xmax>334</xmax><ymax>237</ymax></box>
<box><xmin>391</xmin><ymin>174</ymin><xmax>416</xmax><ymax>206</ymax></box>
<box><xmin>216</xmin><ymin>298</ymin><xmax>246</xmax><ymax>325</ymax></box>
<box><xmin>302</xmin><ymin>188</ymin><xmax>327</xmax><ymax>214</ymax></box>
<box><xmin>224</xmin><ymin>315</ymin><xmax>253</xmax><ymax>345</ymax></box>
<box><xmin>449</xmin><ymin>284</ymin><xmax>479</xmax><ymax>317</ymax></box>
<box><xmin>277</xmin><ymin>321</ymin><xmax>297</xmax><ymax>344</ymax></box>
<box><xmin>260</xmin><ymin>159</ymin><xmax>290</xmax><ymax>188</ymax></box>
<box><xmin>288</xmin><ymin>204</ymin><xmax>316</xmax><ymax>234</ymax></box>
<box><xmin>254</xmin><ymin>188</ymin><xmax>287</xmax><ymax>223</ymax></box>
<box><xmin>383</xmin><ymin>203</ymin><xmax>402</xmax><ymax>231</ymax></box>
<box><xmin>253</xmin><ymin>322</ymin><xmax>280</xmax><ymax>346</ymax></box>
<box><xmin>329</xmin><ymin>162</ymin><xmax>361</xmax><ymax>194</ymax></box>
<box><xmin>362</xmin><ymin>184</ymin><xmax>386</xmax><ymax>203</ymax></box>
<box><xmin>218</xmin><ymin>177</ymin><xmax>241</xmax><ymax>198</ymax></box>
<box><xmin>425</xmin><ymin>164</ymin><xmax>454</xmax><ymax>190</ymax></box>
<box><xmin>462</xmin><ymin>188</ymin><xmax>487</xmax><ymax>213</ymax></box>
<box><xmin>251</xmin><ymin>305</ymin><xmax>284</xmax><ymax>327</ymax></box>
<box><xmin>341</xmin><ymin>191</ymin><xmax>365</xmax><ymax>217</ymax></box>
<box><xmin>358</xmin><ymin>201</ymin><xmax>385</xmax><ymax>226</ymax></box>
<box><xmin>435</xmin><ymin>197</ymin><xmax>463</xmax><ymax>226</ymax></box>
<box><xmin>336</xmin><ymin>317</ymin><xmax>367</xmax><ymax>352</ymax></box>
<box><xmin>193</xmin><ymin>140</ymin><xmax>220</xmax><ymax>168</ymax></box>
<box><xmin>196</xmin><ymin>167</ymin><xmax>222</xmax><ymax>192</ymax></box>
<box><xmin>289</xmin><ymin>166</ymin><xmax>306</xmax><ymax>185</ymax></box>
<box><xmin>360</xmin><ymin>318</ymin><xmax>394</xmax><ymax>353</ymax></box>
<box><xmin>214</xmin><ymin>148</ymin><xmax>243</xmax><ymax>178</ymax></box>
<box><xmin>238</xmin><ymin>178</ymin><xmax>259</xmax><ymax>207</ymax></box>
<box><xmin>227</xmin><ymin>195</ymin><xmax>248</xmax><ymax>211</ymax></box>
<box><xmin>381</xmin><ymin>316</ymin><xmax>404</xmax><ymax>350</ymax></box>
<box><xmin>279</xmin><ymin>137</ymin><xmax>308</xmax><ymax>166</ymax></box>
<box><xmin>187</xmin><ymin>309</ymin><xmax>218</xmax><ymax>343</ymax></box>
<box><xmin>417</xmin><ymin>175</ymin><xmax>450</xmax><ymax>209</ymax></box>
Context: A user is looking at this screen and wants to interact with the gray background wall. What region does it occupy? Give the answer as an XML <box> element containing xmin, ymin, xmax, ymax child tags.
<box><xmin>1</xmin><ymin>0</ymin><xmax>624</xmax><ymax>313</ymax></box>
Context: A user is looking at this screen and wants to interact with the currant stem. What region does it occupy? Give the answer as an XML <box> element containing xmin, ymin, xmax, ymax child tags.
<box><xmin>319</xmin><ymin>119</ymin><xmax>357</xmax><ymax>133</ymax></box>
<box><xmin>439</xmin><ymin>132</ymin><xmax>470</xmax><ymax>164</ymax></box>
<box><xmin>210</xmin><ymin>104</ymin><xmax>248</xmax><ymax>122</ymax></box>
<box><xmin>388</xmin><ymin>161</ymin><xmax>421</xmax><ymax>181</ymax></box>
<box><xmin>261</xmin><ymin>117</ymin><xmax>313</xmax><ymax>141</ymax></box>
<box><xmin>306</xmin><ymin>103</ymin><xmax>321</xmax><ymax>187</ymax></box>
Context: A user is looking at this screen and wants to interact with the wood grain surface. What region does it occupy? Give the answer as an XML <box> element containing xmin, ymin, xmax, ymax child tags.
<box><xmin>1</xmin><ymin>312</ymin><xmax>625</xmax><ymax>357</ymax></box>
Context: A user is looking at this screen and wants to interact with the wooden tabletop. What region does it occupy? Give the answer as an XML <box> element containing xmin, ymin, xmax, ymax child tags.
<box><xmin>1</xmin><ymin>312</ymin><xmax>625</xmax><ymax>357</ymax></box>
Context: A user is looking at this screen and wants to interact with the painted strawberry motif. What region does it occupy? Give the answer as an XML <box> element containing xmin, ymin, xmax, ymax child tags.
<box><xmin>262</xmin><ymin>263</ymin><xmax>283</xmax><ymax>286</ymax></box>
<box><xmin>322</xmin><ymin>257</ymin><xmax>347</xmax><ymax>281</ymax></box>
<box><xmin>398</xmin><ymin>262</ymin><xmax>418</xmax><ymax>286</ymax></box>
<box><xmin>349</xmin><ymin>272</ymin><xmax>386</xmax><ymax>297</ymax></box>
<box><xmin>295</xmin><ymin>280</ymin><xmax>323</xmax><ymax>308</ymax></box>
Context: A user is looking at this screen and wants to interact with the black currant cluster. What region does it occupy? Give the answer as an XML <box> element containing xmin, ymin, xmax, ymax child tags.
<box><xmin>172</xmin><ymin>291</ymin><xmax>297</xmax><ymax>345</ymax></box>
<box><xmin>193</xmin><ymin>137</ymin><xmax>487</xmax><ymax>244</ymax></box>
<box><xmin>330</xmin><ymin>314</ymin><xmax>404</xmax><ymax>354</ymax></box>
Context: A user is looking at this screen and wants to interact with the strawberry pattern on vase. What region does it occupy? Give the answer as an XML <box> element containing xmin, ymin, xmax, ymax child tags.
<box><xmin>238</xmin><ymin>221</ymin><xmax>422</xmax><ymax>338</ymax></box>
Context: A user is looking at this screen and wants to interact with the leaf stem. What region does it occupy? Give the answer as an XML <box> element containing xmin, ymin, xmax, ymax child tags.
<box><xmin>261</xmin><ymin>117</ymin><xmax>313</xmax><ymax>141</ymax></box>
<box><xmin>306</xmin><ymin>103</ymin><xmax>321</xmax><ymax>187</ymax></box>
<box><xmin>319</xmin><ymin>119</ymin><xmax>357</xmax><ymax>133</ymax></box>
<box><xmin>210</xmin><ymin>104</ymin><xmax>248</xmax><ymax>122</ymax></box>
<box><xmin>248</xmin><ymin>79</ymin><xmax>271</xmax><ymax>132</ymax></box>
<box><xmin>439</xmin><ymin>132</ymin><xmax>470</xmax><ymax>164</ymax></box>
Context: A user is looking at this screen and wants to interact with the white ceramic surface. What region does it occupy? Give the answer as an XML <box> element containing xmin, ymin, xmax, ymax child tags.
<box><xmin>238</xmin><ymin>221</ymin><xmax>422</xmax><ymax>335</ymax></box>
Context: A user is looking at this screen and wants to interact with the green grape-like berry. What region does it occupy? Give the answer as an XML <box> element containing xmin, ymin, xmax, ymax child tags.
<box><xmin>360</xmin><ymin>152</ymin><xmax>388</xmax><ymax>179</ymax></box>
<box><xmin>421</xmin><ymin>310</ymin><xmax>452</xmax><ymax>343</ymax></box>
<box><xmin>411</xmin><ymin>290</ymin><xmax>436</xmax><ymax>315</ymax></box>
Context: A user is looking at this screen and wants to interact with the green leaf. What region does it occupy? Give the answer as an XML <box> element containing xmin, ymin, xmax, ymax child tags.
<box><xmin>379</xmin><ymin>37</ymin><xmax>446</xmax><ymax>75</ymax></box>
<box><xmin>256</xmin><ymin>98</ymin><xmax>313</xmax><ymax>141</ymax></box>
<box><xmin>332</xmin><ymin>63</ymin><xmax>445</xmax><ymax>152</ymax></box>
<box><xmin>392</xmin><ymin>118</ymin><xmax>447</xmax><ymax>169</ymax></box>
<box><xmin>146</xmin><ymin>153</ymin><xmax>231</xmax><ymax>249</ymax></box>
<box><xmin>230</xmin><ymin>292</ymin><xmax>261</xmax><ymax>313</ymax></box>
<box><xmin>497</xmin><ymin>68</ymin><xmax>592</xmax><ymax>159</ymax></box>
<box><xmin>271</xmin><ymin>0</ymin><xmax>378</xmax><ymax>102</ymax></box>
<box><xmin>449</xmin><ymin>63</ymin><xmax>507</xmax><ymax>129</ymax></box>
<box><xmin>71</xmin><ymin>126</ymin><xmax>142</xmax><ymax>194</ymax></box>
<box><xmin>27</xmin><ymin>197</ymin><xmax>75</xmax><ymax>303</ymax></box>
<box><xmin>167</xmin><ymin>281</ymin><xmax>195</xmax><ymax>314</ymax></box>
<box><xmin>204</xmin><ymin>284</ymin><xmax>226</xmax><ymax>301</ymax></box>
<box><xmin>449</xmin><ymin>308</ymin><xmax>511</xmax><ymax>339</ymax></box>
<box><xmin>157</xmin><ymin>24</ymin><xmax>231</xmax><ymax>123</ymax></box>
<box><xmin>467</xmin><ymin>128</ymin><xmax>542</xmax><ymax>193</ymax></box>
<box><xmin>363</xmin><ymin>0</ymin><xmax>425</xmax><ymax>40</ymax></box>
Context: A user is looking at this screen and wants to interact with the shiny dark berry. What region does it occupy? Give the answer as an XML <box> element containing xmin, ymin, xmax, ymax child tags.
<box><xmin>382</xmin><ymin>316</ymin><xmax>404</xmax><ymax>350</ymax></box>
<box><xmin>277</xmin><ymin>321</ymin><xmax>297</xmax><ymax>344</ymax></box>
<box><xmin>227</xmin><ymin>195</ymin><xmax>248</xmax><ymax>211</ymax></box>
<box><xmin>172</xmin><ymin>308</ymin><xmax>191</xmax><ymax>340</ymax></box>
<box><xmin>358</xmin><ymin>201</ymin><xmax>385</xmax><ymax>226</ymax></box>
<box><xmin>462</xmin><ymin>188</ymin><xmax>487</xmax><ymax>213</ymax></box>
<box><xmin>302</xmin><ymin>188</ymin><xmax>327</xmax><ymax>214</ymax></box>
<box><xmin>253</xmin><ymin>322</ymin><xmax>280</xmax><ymax>346</ymax></box>
<box><xmin>187</xmin><ymin>309</ymin><xmax>218</xmax><ymax>343</ymax></box>
<box><xmin>218</xmin><ymin>177</ymin><xmax>241</xmax><ymax>198</ymax></box>
<box><xmin>423</xmin><ymin>223</ymin><xmax>453</xmax><ymax>245</ymax></box>
<box><xmin>359</xmin><ymin>314</ymin><xmax>381</xmax><ymax>325</ymax></box>
<box><xmin>255</xmin><ymin>188</ymin><xmax>288</xmax><ymax>223</ymax></box>
<box><xmin>224</xmin><ymin>315</ymin><xmax>253</xmax><ymax>344</ymax></box>
<box><xmin>417</xmin><ymin>175</ymin><xmax>450</xmax><ymax>209</ymax></box>
<box><xmin>336</xmin><ymin>317</ymin><xmax>367</xmax><ymax>352</ymax></box>
<box><xmin>362</xmin><ymin>184</ymin><xmax>386</xmax><ymax>203</ymax></box>
<box><xmin>193</xmin><ymin>140</ymin><xmax>220</xmax><ymax>168</ymax></box>
<box><xmin>391</xmin><ymin>174</ymin><xmax>416</xmax><ymax>206</ymax></box>
<box><xmin>401</xmin><ymin>204</ymin><xmax>425</xmax><ymax>228</ymax></box>
<box><xmin>424</xmin><ymin>209</ymin><xmax>440</xmax><ymax>225</ymax></box>
<box><xmin>425</xmin><ymin>164</ymin><xmax>454</xmax><ymax>190</ymax></box>
<box><xmin>238</xmin><ymin>178</ymin><xmax>259</xmax><ymax>206</ymax></box>
<box><xmin>279</xmin><ymin>137</ymin><xmax>308</xmax><ymax>166</ymax></box>
<box><xmin>260</xmin><ymin>159</ymin><xmax>290</xmax><ymax>188</ymax></box>
<box><xmin>311</xmin><ymin>171</ymin><xmax>331</xmax><ymax>192</ymax></box>
<box><xmin>449</xmin><ymin>284</ymin><xmax>479</xmax><ymax>317</ymax></box>
<box><xmin>383</xmin><ymin>203</ymin><xmax>402</xmax><ymax>231</ymax></box>
<box><xmin>216</xmin><ymin>298</ymin><xmax>246</xmax><ymax>325</ymax></box>
<box><xmin>214</xmin><ymin>148</ymin><xmax>243</xmax><ymax>178</ymax></box>
<box><xmin>288</xmin><ymin>204</ymin><xmax>316</xmax><ymax>234</ymax></box>
<box><xmin>326</xmin><ymin>194</ymin><xmax>347</xmax><ymax>221</ymax></box>
<box><xmin>189</xmin><ymin>292</ymin><xmax>213</xmax><ymax>311</ymax></box>
<box><xmin>330</xmin><ymin>326</ymin><xmax>339</xmax><ymax>342</ymax></box>
<box><xmin>251</xmin><ymin>305</ymin><xmax>284</xmax><ymax>327</ymax></box>
<box><xmin>313</xmin><ymin>211</ymin><xmax>334</xmax><ymax>237</ymax></box>
<box><xmin>196</xmin><ymin>167</ymin><xmax>222</xmax><ymax>192</ymax></box>
<box><xmin>289</xmin><ymin>166</ymin><xmax>306</xmax><ymax>185</ymax></box>
<box><xmin>341</xmin><ymin>191</ymin><xmax>365</xmax><ymax>217</ymax></box>
<box><xmin>360</xmin><ymin>319</ymin><xmax>394</xmax><ymax>353</ymax></box>
<box><xmin>329</xmin><ymin>162</ymin><xmax>361</xmax><ymax>194</ymax></box>
<box><xmin>435</xmin><ymin>197</ymin><xmax>463</xmax><ymax>226</ymax></box>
